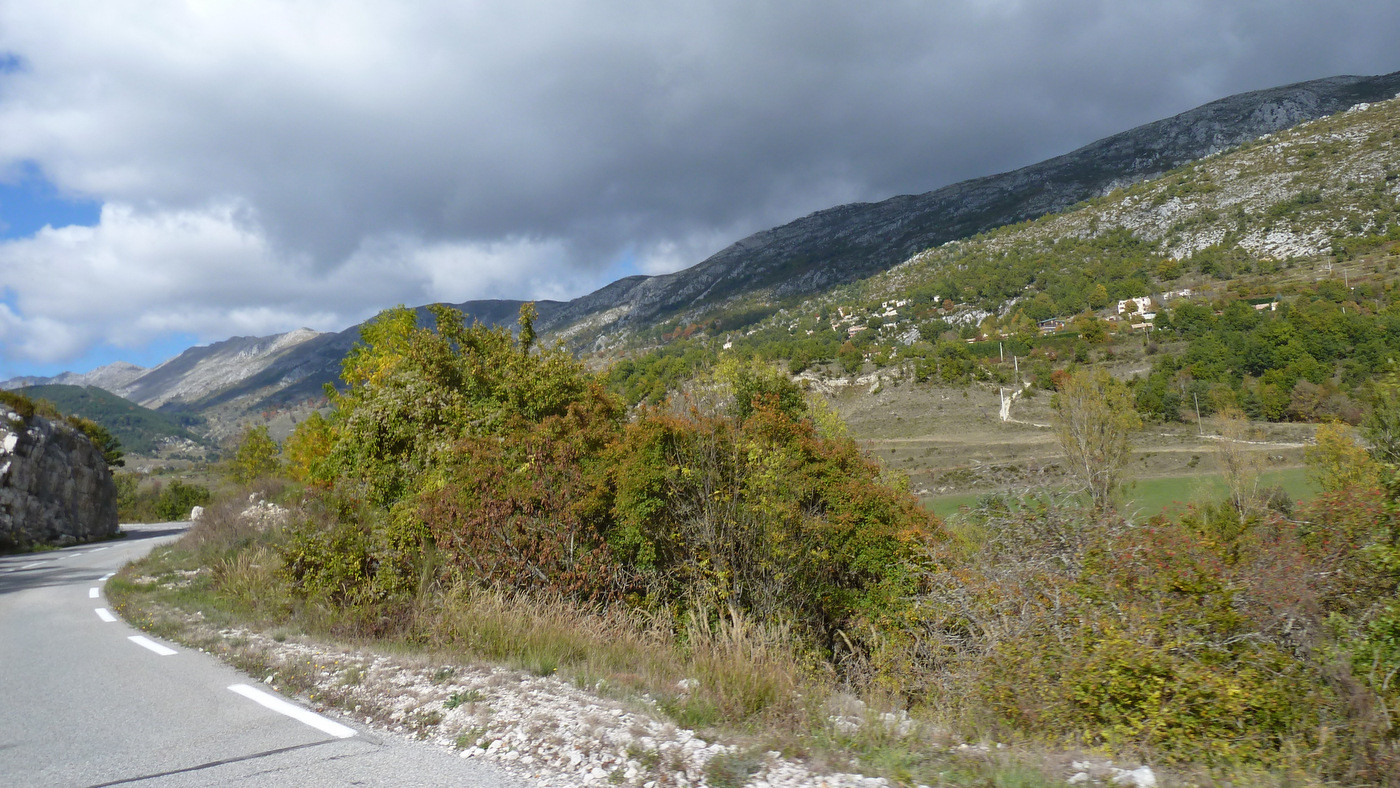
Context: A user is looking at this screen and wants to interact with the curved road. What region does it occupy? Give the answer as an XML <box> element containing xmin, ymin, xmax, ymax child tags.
<box><xmin>0</xmin><ymin>523</ymin><xmax>528</xmax><ymax>787</ymax></box>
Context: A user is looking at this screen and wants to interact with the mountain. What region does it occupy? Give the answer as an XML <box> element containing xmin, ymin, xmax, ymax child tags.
<box><xmin>113</xmin><ymin>328</ymin><xmax>329</xmax><ymax>410</ymax></box>
<box><xmin>6</xmin><ymin>69</ymin><xmax>1398</xmax><ymax>427</ymax></box>
<box><xmin>15</xmin><ymin>384</ymin><xmax>203</xmax><ymax>457</ymax></box>
<box><xmin>789</xmin><ymin>92</ymin><xmax>1400</xmax><ymax>341</ymax></box>
<box><xmin>1</xmin><ymin>361</ymin><xmax>147</xmax><ymax>393</ymax></box>
<box><xmin>537</xmin><ymin>70</ymin><xmax>1400</xmax><ymax>346</ymax></box>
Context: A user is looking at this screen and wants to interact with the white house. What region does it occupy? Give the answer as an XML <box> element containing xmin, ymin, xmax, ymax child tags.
<box><xmin>1117</xmin><ymin>296</ymin><xmax>1153</xmax><ymax>314</ymax></box>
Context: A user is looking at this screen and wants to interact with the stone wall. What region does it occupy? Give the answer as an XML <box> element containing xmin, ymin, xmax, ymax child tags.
<box><xmin>0</xmin><ymin>405</ymin><xmax>119</xmax><ymax>549</ymax></box>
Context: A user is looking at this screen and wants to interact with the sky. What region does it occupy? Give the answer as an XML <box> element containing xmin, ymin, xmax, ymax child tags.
<box><xmin>1</xmin><ymin>2</ymin><xmax>1398</xmax><ymax>380</ymax></box>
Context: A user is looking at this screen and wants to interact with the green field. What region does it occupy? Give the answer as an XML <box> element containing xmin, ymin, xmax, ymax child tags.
<box><xmin>926</xmin><ymin>466</ymin><xmax>1316</xmax><ymax>520</ymax></box>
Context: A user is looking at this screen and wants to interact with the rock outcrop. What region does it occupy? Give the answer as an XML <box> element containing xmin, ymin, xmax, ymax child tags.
<box><xmin>0</xmin><ymin>405</ymin><xmax>119</xmax><ymax>549</ymax></box>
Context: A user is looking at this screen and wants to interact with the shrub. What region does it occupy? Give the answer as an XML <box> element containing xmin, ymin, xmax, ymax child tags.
<box><xmin>116</xmin><ymin>475</ymin><xmax>211</xmax><ymax>522</ymax></box>
<box><xmin>229</xmin><ymin>425</ymin><xmax>281</xmax><ymax>484</ymax></box>
<box><xmin>278</xmin><ymin>486</ymin><xmax>377</xmax><ymax>604</ymax></box>
<box><xmin>917</xmin><ymin>495</ymin><xmax>1344</xmax><ymax>766</ymax></box>
<box><xmin>419</xmin><ymin>392</ymin><xmax>629</xmax><ymax>602</ymax></box>
<box><xmin>606</xmin><ymin>395</ymin><xmax>937</xmax><ymax>654</ymax></box>
<box><xmin>155</xmin><ymin>479</ymin><xmax>212</xmax><ymax>522</ymax></box>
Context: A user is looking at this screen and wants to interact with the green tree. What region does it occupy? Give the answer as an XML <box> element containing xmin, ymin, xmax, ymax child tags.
<box><xmin>1053</xmin><ymin>368</ymin><xmax>1141</xmax><ymax>510</ymax></box>
<box><xmin>517</xmin><ymin>301</ymin><xmax>538</xmax><ymax>353</ymax></box>
<box><xmin>230</xmin><ymin>425</ymin><xmax>281</xmax><ymax>484</ymax></box>
<box><xmin>1089</xmin><ymin>283</ymin><xmax>1110</xmax><ymax>309</ymax></box>
<box><xmin>284</xmin><ymin>411</ymin><xmax>332</xmax><ymax>484</ymax></box>
<box><xmin>72</xmin><ymin>417</ymin><xmax>124</xmax><ymax>468</ymax></box>
<box><xmin>318</xmin><ymin>303</ymin><xmax>598</xmax><ymax>506</ymax></box>
<box><xmin>1305</xmin><ymin>421</ymin><xmax>1379</xmax><ymax>493</ymax></box>
<box><xmin>838</xmin><ymin>341</ymin><xmax>863</xmax><ymax>375</ymax></box>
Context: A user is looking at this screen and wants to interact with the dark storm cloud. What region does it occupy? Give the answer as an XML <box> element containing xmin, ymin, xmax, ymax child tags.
<box><xmin>0</xmin><ymin>0</ymin><xmax>1396</xmax><ymax>369</ymax></box>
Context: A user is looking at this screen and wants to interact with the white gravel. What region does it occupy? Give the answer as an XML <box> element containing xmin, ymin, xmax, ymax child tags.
<box><xmin>217</xmin><ymin>627</ymin><xmax>899</xmax><ymax>788</ymax></box>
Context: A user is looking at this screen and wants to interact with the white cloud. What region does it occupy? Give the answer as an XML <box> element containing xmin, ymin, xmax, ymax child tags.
<box><xmin>0</xmin><ymin>202</ymin><xmax>591</xmax><ymax>366</ymax></box>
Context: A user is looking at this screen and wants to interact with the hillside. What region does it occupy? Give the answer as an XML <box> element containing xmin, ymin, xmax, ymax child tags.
<box><xmin>542</xmin><ymin>70</ymin><xmax>1400</xmax><ymax>348</ymax></box>
<box><xmin>15</xmin><ymin>384</ymin><xmax>204</xmax><ymax>457</ymax></box>
<box><xmin>660</xmin><ymin>93</ymin><xmax>1400</xmax><ymax>373</ymax></box>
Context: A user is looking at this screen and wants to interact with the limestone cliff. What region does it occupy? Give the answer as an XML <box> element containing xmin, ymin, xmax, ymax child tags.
<box><xmin>0</xmin><ymin>405</ymin><xmax>119</xmax><ymax>549</ymax></box>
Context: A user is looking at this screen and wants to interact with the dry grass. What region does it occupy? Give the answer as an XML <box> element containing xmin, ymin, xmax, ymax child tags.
<box><xmin>418</xmin><ymin>586</ymin><xmax>817</xmax><ymax>734</ymax></box>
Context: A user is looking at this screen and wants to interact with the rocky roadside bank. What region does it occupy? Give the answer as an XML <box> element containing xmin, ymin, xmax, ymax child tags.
<box><xmin>120</xmin><ymin>589</ymin><xmax>1159</xmax><ymax>788</ymax></box>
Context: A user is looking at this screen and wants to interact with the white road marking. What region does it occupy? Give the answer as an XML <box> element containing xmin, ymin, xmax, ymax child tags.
<box><xmin>128</xmin><ymin>636</ymin><xmax>177</xmax><ymax>656</ymax></box>
<box><xmin>228</xmin><ymin>684</ymin><xmax>356</xmax><ymax>739</ymax></box>
<box><xmin>91</xmin><ymin>546</ymin><xmax>109</xmax><ymax>552</ymax></box>
<box><xmin>95</xmin><ymin>608</ymin><xmax>117</xmax><ymax>622</ymax></box>
<box><xmin>19</xmin><ymin>562</ymin><xmax>45</xmax><ymax>570</ymax></box>
<box><xmin>98</xmin><ymin>572</ymin><xmax>114</xmax><ymax>581</ymax></box>
<box><xmin>89</xmin><ymin>587</ymin><xmax>100</xmax><ymax>599</ymax></box>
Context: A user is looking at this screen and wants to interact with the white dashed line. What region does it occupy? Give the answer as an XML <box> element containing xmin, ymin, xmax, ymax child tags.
<box><xmin>95</xmin><ymin>608</ymin><xmax>117</xmax><ymax>622</ymax></box>
<box><xmin>98</xmin><ymin>572</ymin><xmax>114</xmax><ymax>581</ymax></box>
<box><xmin>91</xmin><ymin>546</ymin><xmax>109</xmax><ymax>552</ymax></box>
<box><xmin>228</xmin><ymin>684</ymin><xmax>356</xmax><ymax>738</ymax></box>
<box><xmin>19</xmin><ymin>562</ymin><xmax>45</xmax><ymax>570</ymax></box>
<box><xmin>128</xmin><ymin>636</ymin><xmax>177</xmax><ymax>656</ymax></box>
<box><xmin>89</xmin><ymin>587</ymin><xmax>100</xmax><ymax>598</ymax></box>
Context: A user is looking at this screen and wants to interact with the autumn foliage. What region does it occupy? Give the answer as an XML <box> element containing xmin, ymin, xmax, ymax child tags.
<box><xmin>280</xmin><ymin>304</ymin><xmax>937</xmax><ymax>660</ymax></box>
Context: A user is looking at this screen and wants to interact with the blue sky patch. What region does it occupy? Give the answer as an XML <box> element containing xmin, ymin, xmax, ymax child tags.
<box><xmin>0</xmin><ymin>161</ymin><xmax>101</xmax><ymax>240</ymax></box>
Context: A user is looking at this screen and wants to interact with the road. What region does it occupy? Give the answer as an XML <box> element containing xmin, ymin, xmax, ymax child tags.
<box><xmin>0</xmin><ymin>523</ymin><xmax>529</xmax><ymax>787</ymax></box>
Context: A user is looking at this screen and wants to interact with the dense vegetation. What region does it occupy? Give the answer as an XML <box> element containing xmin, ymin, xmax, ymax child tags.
<box><xmin>106</xmin><ymin>300</ymin><xmax>1400</xmax><ymax>784</ymax></box>
<box><xmin>278</xmin><ymin>305</ymin><xmax>934</xmax><ymax>650</ymax></box>
<box><xmin>1137</xmin><ymin>284</ymin><xmax>1400</xmax><ymax>423</ymax></box>
<box><xmin>115</xmin><ymin>475</ymin><xmax>211</xmax><ymax>523</ymax></box>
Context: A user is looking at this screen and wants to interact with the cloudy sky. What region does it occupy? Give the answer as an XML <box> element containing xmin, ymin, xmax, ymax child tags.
<box><xmin>1</xmin><ymin>1</ymin><xmax>1397</xmax><ymax>379</ymax></box>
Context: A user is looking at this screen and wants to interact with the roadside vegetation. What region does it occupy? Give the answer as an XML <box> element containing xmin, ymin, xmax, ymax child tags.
<box><xmin>108</xmin><ymin>301</ymin><xmax>1400</xmax><ymax>786</ymax></box>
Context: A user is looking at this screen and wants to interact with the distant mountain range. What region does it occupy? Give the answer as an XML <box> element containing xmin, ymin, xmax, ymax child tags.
<box><xmin>6</xmin><ymin>69</ymin><xmax>1399</xmax><ymax>442</ymax></box>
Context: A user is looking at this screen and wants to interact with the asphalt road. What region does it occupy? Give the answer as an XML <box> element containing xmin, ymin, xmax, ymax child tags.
<box><xmin>0</xmin><ymin>523</ymin><xmax>530</xmax><ymax>787</ymax></box>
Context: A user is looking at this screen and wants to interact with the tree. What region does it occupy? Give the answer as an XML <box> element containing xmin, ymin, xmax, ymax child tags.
<box><xmin>1073</xmin><ymin>313</ymin><xmax>1109</xmax><ymax>344</ymax></box>
<box><xmin>1089</xmin><ymin>283</ymin><xmax>1109</xmax><ymax>310</ymax></box>
<box><xmin>838</xmin><ymin>341</ymin><xmax>863</xmax><ymax>375</ymax></box>
<box><xmin>517</xmin><ymin>301</ymin><xmax>538</xmax><ymax>353</ymax></box>
<box><xmin>1212</xmin><ymin>408</ymin><xmax>1263</xmax><ymax>523</ymax></box>
<box><xmin>284</xmin><ymin>411</ymin><xmax>332</xmax><ymax>484</ymax></box>
<box><xmin>1053</xmin><ymin>368</ymin><xmax>1141</xmax><ymax>510</ymax></box>
<box><xmin>72</xmin><ymin>418</ymin><xmax>124</xmax><ymax>468</ymax></box>
<box><xmin>1305</xmin><ymin>421</ymin><xmax>1379</xmax><ymax>493</ymax></box>
<box><xmin>230</xmin><ymin>425</ymin><xmax>281</xmax><ymax>484</ymax></box>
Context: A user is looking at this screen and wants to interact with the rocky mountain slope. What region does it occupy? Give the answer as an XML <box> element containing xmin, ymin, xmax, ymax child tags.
<box><xmin>542</xmin><ymin>70</ymin><xmax>1400</xmax><ymax>346</ymax></box>
<box><xmin>863</xmin><ymin>94</ymin><xmax>1400</xmax><ymax>307</ymax></box>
